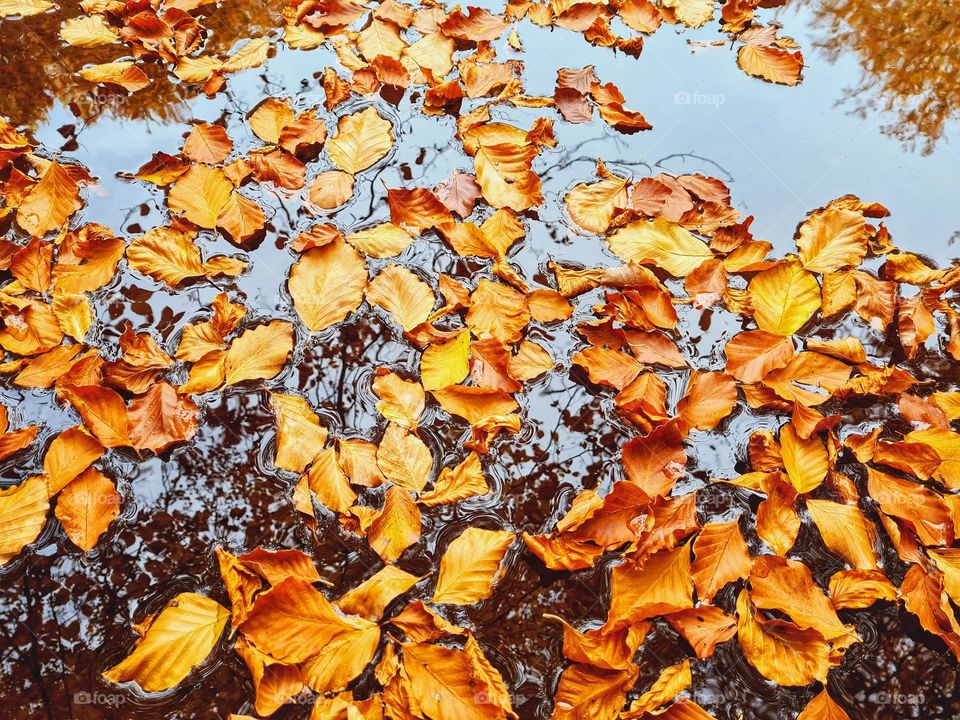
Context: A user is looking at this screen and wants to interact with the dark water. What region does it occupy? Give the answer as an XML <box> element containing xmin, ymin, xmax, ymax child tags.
<box><xmin>1</xmin><ymin>1</ymin><xmax>960</xmax><ymax>719</ymax></box>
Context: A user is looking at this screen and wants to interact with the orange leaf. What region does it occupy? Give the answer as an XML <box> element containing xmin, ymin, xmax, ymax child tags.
<box><xmin>54</xmin><ymin>468</ymin><xmax>121</xmax><ymax>551</ymax></box>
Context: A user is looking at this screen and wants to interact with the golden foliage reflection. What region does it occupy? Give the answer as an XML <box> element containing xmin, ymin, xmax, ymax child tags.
<box><xmin>812</xmin><ymin>0</ymin><xmax>960</xmax><ymax>153</ymax></box>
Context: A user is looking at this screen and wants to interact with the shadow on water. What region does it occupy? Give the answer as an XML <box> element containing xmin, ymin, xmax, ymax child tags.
<box><xmin>1</xmin><ymin>1</ymin><xmax>960</xmax><ymax>719</ymax></box>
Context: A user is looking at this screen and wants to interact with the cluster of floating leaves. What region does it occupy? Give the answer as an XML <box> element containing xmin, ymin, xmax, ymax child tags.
<box><xmin>0</xmin><ymin>1</ymin><xmax>958</xmax><ymax>719</ymax></box>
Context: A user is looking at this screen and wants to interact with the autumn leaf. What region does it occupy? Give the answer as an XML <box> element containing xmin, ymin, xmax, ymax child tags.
<box><xmin>60</xmin><ymin>384</ymin><xmax>131</xmax><ymax>448</ymax></box>
<box><xmin>735</xmin><ymin>589</ymin><xmax>830</xmax><ymax>686</ymax></box>
<box><xmin>749</xmin><ymin>260</ymin><xmax>821</xmax><ymax>336</ymax></box>
<box><xmin>337</xmin><ymin>565</ymin><xmax>423</xmax><ymax>620</ymax></box>
<box><xmin>432</xmin><ymin>527</ymin><xmax>514</xmax><ymax>604</ymax></box>
<box><xmin>607</xmin><ymin>218</ymin><xmax>713</xmax><ymax>277</ymax></box>
<box><xmin>104</xmin><ymin>593</ymin><xmax>229</xmax><ymax>693</ymax></box>
<box><xmin>372</xmin><ymin>369</ymin><xmax>425</xmax><ymax>428</ymax></box>
<box><xmin>565</xmin><ymin>168</ymin><xmax>629</xmax><ymax>234</ymax></box>
<box><xmin>737</xmin><ymin>45</ymin><xmax>804</xmax><ymax>86</ymax></box>
<box><xmin>368</xmin><ymin>485</ymin><xmax>422</xmax><ymax>562</ymax></box>
<box><xmin>692</xmin><ymin>520</ymin><xmax>753</xmax><ymax>602</ymax></box>
<box><xmin>326</xmin><ymin>106</ymin><xmax>394</xmax><ymax>174</ymax></box>
<box><xmin>797</xmin><ymin>690</ymin><xmax>852</xmax><ymax>720</ymax></box>
<box><xmin>270</xmin><ymin>393</ymin><xmax>328</xmax><ymax>473</ymax></box>
<box><xmin>0</xmin><ymin>476</ymin><xmax>48</xmax><ymax>565</ymax></box>
<box><xmin>168</xmin><ymin>164</ymin><xmax>233</xmax><ymax>229</ymax></box>
<box><xmin>402</xmin><ymin>642</ymin><xmax>507</xmax><ymax>720</ymax></box>
<box><xmin>127</xmin><ymin>382</ymin><xmax>201</xmax><ymax>453</ymax></box>
<box><xmin>127</xmin><ymin>226</ymin><xmax>245</xmax><ymax>286</ymax></box>
<box><xmin>289</xmin><ymin>238</ymin><xmax>368</xmax><ymax>332</ymax></box>
<box><xmin>421</xmin><ymin>329</ymin><xmax>471</xmax><ymax>391</ymax></box>
<box><xmin>553</xmin><ymin>662</ymin><xmax>637</xmax><ymax>720</ymax></box>
<box><xmin>16</xmin><ymin>160</ymin><xmax>84</xmax><ymax>237</ymax></box>
<box><xmin>183</xmin><ymin>123</ymin><xmax>233</xmax><ymax>164</ymax></box>
<box><xmin>796</xmin><ymin>208</ymin><xmax>869</xmax><ymax>273</ymax></box>
<box><xmin>366</xmin><ymin>264</ymin><xmax>436</xmax><ymax>332</ymax></box>
<box><xmin>607</xmin><ymin>545</ymin><xmax>694</xmax><ymax>628</ymax></box>
<box><xmin>724</xmin><ymin>330</ymin><xmax>794</xmax><ymax>384</ymax></box>
<box><xmin>54</xmin><ymin>468</ymin><xmax>121</xmax><ymax>552</ymax></box>
<box><xmin>223</xmin><ymin>321</ymin><xmax>294</xmax><ymax>386</ymax></box>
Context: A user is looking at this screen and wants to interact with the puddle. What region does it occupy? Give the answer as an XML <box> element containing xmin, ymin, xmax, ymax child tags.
<box><xmin>1</xmin><ymin>1</ymin><xmax>959</xmax><ymax>719</ymax></box>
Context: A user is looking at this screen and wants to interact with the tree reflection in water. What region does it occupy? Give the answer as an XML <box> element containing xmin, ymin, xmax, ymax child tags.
<box><xmin>0</xmin><ymin>0</ymin><xmax>281</xmax><ymax>128</ymax></box>
<box><xmin>810</xmin><ymin>0</ymin><xmax>959</xmax><ymax>154</ymax></box>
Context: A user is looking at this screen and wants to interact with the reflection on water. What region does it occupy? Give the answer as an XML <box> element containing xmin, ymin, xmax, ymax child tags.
<box><xmin>0</xmin><ymin>0</ymin><xmax>281</xmax><ymax>128</ymax></box>
<box><xmin>810</xmin><ymin>0</ymin><xmax>960</xmax><ymax>154</ymax></box>
<box><xmin>2</xmin><ymin>0</ymin><xmax>957</xmax><ymax>156</ymax></box>
<box><xmin>2</xmin><ymin>2</ymin><xmax>960</xmax><ymax>720</ymax></box>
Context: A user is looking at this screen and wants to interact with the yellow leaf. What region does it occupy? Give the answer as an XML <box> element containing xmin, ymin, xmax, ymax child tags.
<box><xmin>42</xmin><ymin>425</ymin><xmax>103</xmax><ymax>496</ymax></box>
<box><xmin>508</xmin><ymin>339</ymin><xmax>554</xmax><ymax>381</ymax></box>
<box><xmin>366</xmin><ymin>264</ymin><xmax>436</xmax><ymax>332</ymax></box>
<box><xmin>466</xmin><ymin>278</ymin><xmax>529</xmax><ymax>343</ymax></box>
<box><xmin>372</xmin><ymin>368</ymin><xmax>424</xmax><ymax>428</ymax></box>
<box><xmin>420</xmin><ymin>452</ymin><xmax>489</xmax><ymax>506</ymax></box>
<box><xmin>345</xmin><ymin>222</ymin><xmax>414</xmax><ymax>258</ymax></box>
<box><xmin>780</xmin><ymin>422</ymin><xmax>827</xmax><ymax>493</ymax></box>
<box><xmin>553</xmin><ymin>663</ymin><xmax>637</xmax><ymax>720</ymax></box>
<box><xmin>51</xmin><ymin>290</ymin><xmax>92</xmax><ymax>342</ymax></box>
<box><xmin>239</xmin><ymin>577</ymin><xmax>374</xmax><ymax>665</ymax></box>
<box><xmin>691</xmin><ymin>520</ymin><xmax>753</xmax><ymax>602</ymax></box>
<box><xmin>60</xmin><ymin>384</ymin><xmax>131</xmax><ymax>448</ymax></box>
<box><xmin>625</xmin><ymin>660</ymin><xmax>691</xmax><ymax>716</ymax></box>
<box><xmin>607</xmin><ymin>545</ymin><xmax>694</xmax><ymax>628</ymax></box>
<box><xmin>431</xmin><ymin>385</ymin><xmax>518</xmax><ymax>426</ymax></box>
<box><xmin>357</xmin><ymin>18</ymin><xmax>407</xmax><ymax>61</ymax></box>
<box><xmin>421</xmin><ymin>329</ymin><xmax>471</xmax><ymax>391</ymax></box>
<box><xmin>796</xmin><ymin>208</ymin><xmax>868</xmax><ymax>273</ymax></box>
<box><xmin>168</xmin><ymin>165</ymin><xmax>233</xmax><ymax>229</ymax></box>
<box><xmin>796</xmin><ymin>689</ymin><xmax>852</xmax><ymax>720</ymax></box>
<box><xmin>60</xmin><ymin>14</ymin><xmax>118</xmax><ymax>47</ymax></box>
<box><xmin>376</xmin><ymin>423</ymin><xmax>432</xmax><ymax>493</ymax></box>
<box><xmin>735</xmin><ymin>589</ymin><xmax>830</xmax><ymax>686</ymax></box>
<box><xmin>463</xmin><ymin>122</ymin><xmax>542</xmax><ymax>211</ymax></box>
<box><xmin>337</xmin><ymin>565</ymin><xmax>423</xmax><ymax>620</ymax></box>
<box><xmin>248</xmin><ymin>97</ymin><xmax>295</xmax><ymax>144</ymax></box>
<box><xmin>805</xmin><ymin>499</ymin><xmax>878</xmax><ymax>570</ymax></box>
<box><xmin>368</xmin><ymin>485</ymin><xmax>422</xmax><ymax>562</ymax></box>
<box><xmin>662</xmin><ymin>0</ymin><xmax>713</xmax><ymax>27</ymax></box>
<box><xmin>288</xmin><ymin>239</ymin><xmax>368</xmax><ymax>332</ymax></box>
<box><xmin>749</xmin><ymin>260</ymin><xmax>820</xmax><ymax>335</ymax></box>
<box><xmin>222</xmin><ymin>38</ymin><xmax>271</xmax><ymax>73</ymax></box>
<box><xmin>431</xmin><ymin>526</ymin><xmax>514</xmax><ymax>604</ymax></box>
<box><xmin>0</xmin><ymin>0</ymin><xmax>55</xmax><ymax>18</ymax></box>
<box><xmin>305</xmin><ymin>446</ymin><xmax>356</xmax><ymax>513</ymax></box>
<box><xmin>127</xmin><ymin>226</ymin><xmax>214</xmax><ymax>286</ymax></box>
<box><xmin>402</xmin><ymin>642</ymin><xmax>504</xmax><ymax>720</ymax></box>
<box><xmin>326</xmin><ymin>106</ymin><xmax>394</xmax><ymax>175</ymax></box>
<box><xmin>749</xmin><ymin>556</ymin><xmax>854</xmax><ymax>643</ymax></box>
<box><xmin>183</xmin><ymin>123</ymin><xmax>233</xmax><ymax>164</ymax></box>
<box><xmin>565</xmin><ymin>173</ymin><xmax>629</xmax><ymax>234</ymax></box>
<box><xmin>104</xmin><ymin>593</ymin><xmax>229</xmax><ymax>693</ymax></box>
<box><xmin>0</xmin><ymin>476</ymin><xmax>48</xmax><ymax>565</ymax></box>
<box><xmin>307</xmin><ymin>170</ymin><xmax>354</xmax><ymax>210</ymax></box>
<box><xmin>270</xmin><ymin>393</ymin><xmax>328</xmax><ymax>473</ymax></box>
<box><xmin>79</xmin><ymin>61</ymin><xmax>150</xmax><ymax>91</ymax></box>
<box><xmin>607</xmin><ymin>218</ymin><xmax>713</xmax><ymax>277</ymax></box>
<box><xmin>224</xmin><ymin>321</ymin><xmax>293</xmax><ymax>386</ymax></box>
